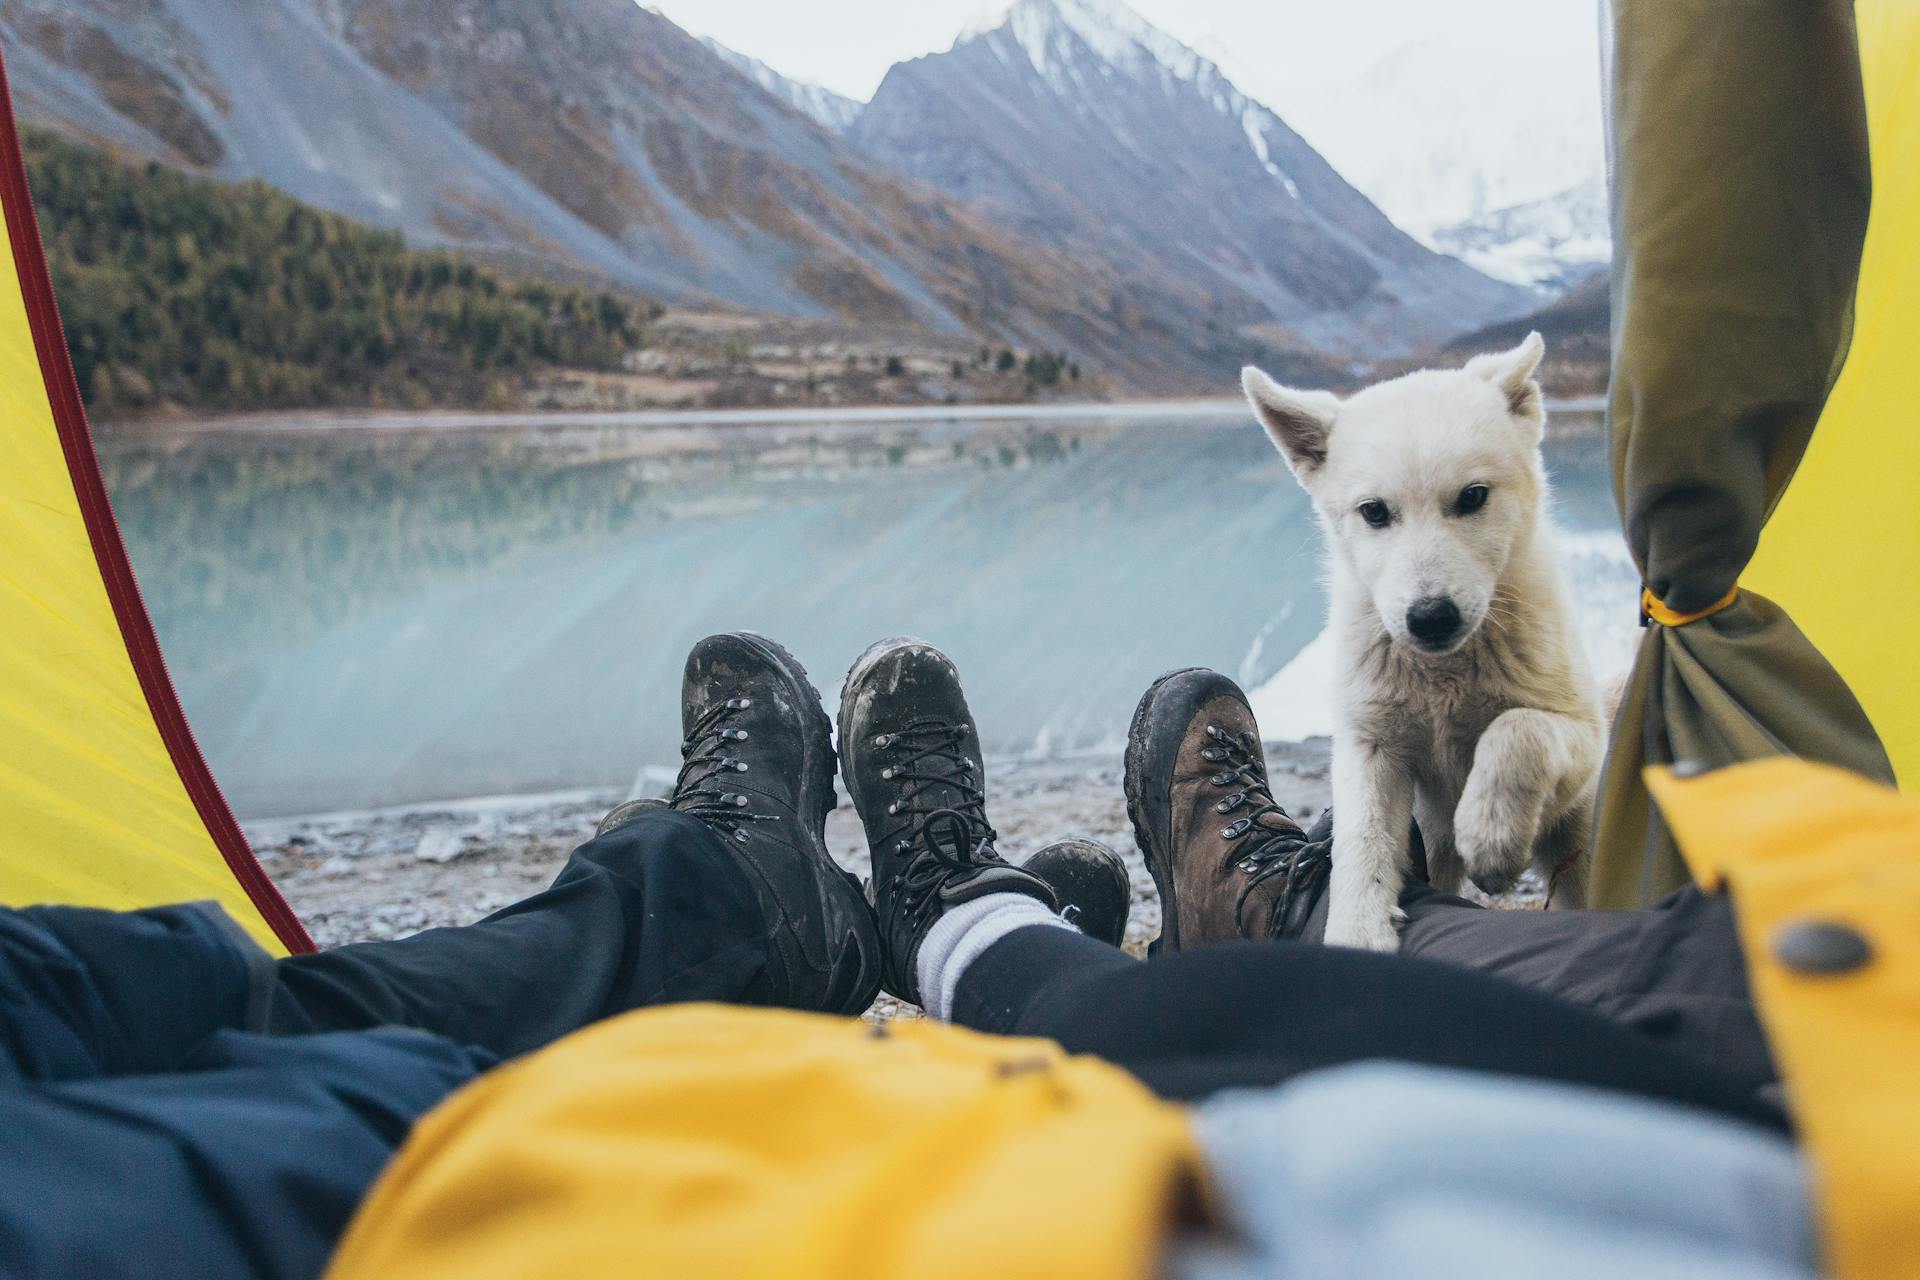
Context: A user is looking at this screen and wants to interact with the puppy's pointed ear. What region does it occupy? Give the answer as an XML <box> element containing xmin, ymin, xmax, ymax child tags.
<box><xmin>1242</xmin><ymin>366</ymin><xmax>1340</xmax><ymax>476</ymax></box>
<box><xmin>1464</xmin><ymin>331</ymin><xmax>1545</xmax><ymax>421</ymax></box>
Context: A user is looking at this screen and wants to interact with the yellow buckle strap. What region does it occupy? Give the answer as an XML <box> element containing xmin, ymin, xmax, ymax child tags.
<box><xmin>1641</xmin><ymin>584</ymin><xmax>1740</xmax><ymax>627</ymax></box>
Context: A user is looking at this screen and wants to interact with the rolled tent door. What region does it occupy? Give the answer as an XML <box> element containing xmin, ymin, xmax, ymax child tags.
<box><xmin>0</xmin><ymin>51</ymin><xmax>309</xmax><ymax>953</ymax></box>
<box><xmin>1592</xmin><ymin>0</ymin><xmax>1896</xmax><ymax>909</ymax></box>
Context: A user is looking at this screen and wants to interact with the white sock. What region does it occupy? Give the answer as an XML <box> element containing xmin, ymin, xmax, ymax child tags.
<box><xmin>915</xmin><ymin>892</ymin><xmax>1078</xmax><ymax>1021</ymax></box>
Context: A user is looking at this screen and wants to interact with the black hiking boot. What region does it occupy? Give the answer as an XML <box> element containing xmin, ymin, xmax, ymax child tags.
<box><xmin>615</xmin><ymin>632</ymin><xmax>882</xmax><ymax>1014</ymax></box>
<box><xmin>837</xmin><ymin>638</ymin><xmax>1056</xmax><ymax>1004</ymax></box>
<box><xmin>1024</xmin><ymin>839</ymin><xmax>1130</xmax><ymax>948</ymax></box>
<box><xmin>1124</xmin><ymin>668</ymin><xmax>1331</xmax><ymax>952</ymax></box>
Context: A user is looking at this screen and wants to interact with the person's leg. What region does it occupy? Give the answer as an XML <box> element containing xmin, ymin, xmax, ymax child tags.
<box><xmin>0</xmin><ymin>1028</ymin><xmax>488</xmax><ymax>1280</ymax></box>
<box><xmin>269</xmin><ymin>810</ymin><xmax>787</xmax><ymax>1056</ymax></box>
<box><xmin>0</xmin><ymin>901</ymin><xmax>273</xmax><ymax>1084</ymax></box>
<box><xmin>1393</xmin><ymin>881</ymin><xmax>1772</xmax><ymax>1083</ymax></box>
<box><xmin>945</xmin><ymin>921</ymin><xmax>1784</xmax><ymax>1129</ymax></box>
<box><xmin>836</xmin><ymin>647</ymin><xmax>1776</xmax><ymax>1128</ymax></box>
<box><xmin>270</xmin><ymin>632</ymin><xmax>882</xmax><ymax>1058</ymax></box>
<box><xmin>1122</xmin><ymin>667</ymin><xmax>1773</xmax><ymax>1080</ymax></box>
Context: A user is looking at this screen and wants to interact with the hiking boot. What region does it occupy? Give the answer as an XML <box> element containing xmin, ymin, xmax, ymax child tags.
<box><xmin>650</xmin><ymin>632</ymin><xmax>881</xmax><ymax>1014</ymax></box>
<box><xmin>1025</xmin><ymin>838</ymin><xmax>1130</xmax><ymax>948</ymax></box>
<box><xmin>838</xmin><ymin>638</ymin><xmax>1056</xmax><ymax>1004</ymax></box>
<box><xmin>1124</xmin><ymin>668</ymin><xmax>1331</xmax><ymax>952</ymax></box>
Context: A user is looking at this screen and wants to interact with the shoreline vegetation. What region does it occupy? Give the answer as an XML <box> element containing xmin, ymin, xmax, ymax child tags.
<box><xmin>29</xmin><ymin>126</ymin><xmax>1109</xmax><ymax>424</ymax></box>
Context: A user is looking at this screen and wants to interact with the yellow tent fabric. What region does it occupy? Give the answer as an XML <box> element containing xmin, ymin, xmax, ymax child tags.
<box><xmin>0</xmin><ymin>54</ymin><xmax>307</xmax><ymax>953</ymax></box>
<box><xmin>324</xmin><ymin>1006</ymin><xmax>1201</xmax><ymax>1280</ymax></box>
<box><xmin>1746</xmin><ymin>0</ymin><xmax>1920</xmax><ymax>791</ymax></box>
<box><xmin>1650</xmin><ymin>759</ymin><xmax>1920</xmax><ymax>1280</ymax></box>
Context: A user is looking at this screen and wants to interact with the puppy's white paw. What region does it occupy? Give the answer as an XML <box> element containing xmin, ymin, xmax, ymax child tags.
<box><xmin>1455</xmin><ymin>794</ymin><xmax>1533</xmax><ymax>897</ymax></box>
<box><xmin>1323</xmin><ymin>897</ymin><xmax>1406</xmax><ymax>952</ymax></box>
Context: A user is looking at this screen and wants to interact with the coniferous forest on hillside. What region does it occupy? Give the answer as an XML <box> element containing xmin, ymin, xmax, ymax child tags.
<box><xmin>23</xmin><ymin>127</ymin><xmax>660</xmax><ymax>418</ymax></box>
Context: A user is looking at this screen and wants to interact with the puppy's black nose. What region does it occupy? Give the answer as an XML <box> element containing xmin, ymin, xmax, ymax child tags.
<box><xmin>1406</xmin><ymin>597</ymin><xmax>1462</xmax><ymax>649</ymax></box>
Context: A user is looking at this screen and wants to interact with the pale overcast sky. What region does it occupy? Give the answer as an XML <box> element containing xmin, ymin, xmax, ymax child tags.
<box><xmin>644</xmin><ymin>0</ymin><xmax>1598</xmax><ymax>107</ymax></box>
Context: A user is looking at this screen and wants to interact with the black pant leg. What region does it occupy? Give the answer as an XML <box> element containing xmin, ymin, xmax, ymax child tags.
<box><xmin>1297</xmin><ymin>807</ymin><xmax>1772</xmax><ymax>1082</ymax></box>
<box><xmin>270</xmin><ymin>810</ymin><xmax>780</xmax><ymax>1058</ymax></box>
<box><xmin>951</xmin><ymin>923</ymin><xmax>1784</xmax><ymax>1130</ymax></box>
<box><xmin>1397</xmin><ymin>884</ymin><xmax>1774</xmax><ymax>1084</ymax></box>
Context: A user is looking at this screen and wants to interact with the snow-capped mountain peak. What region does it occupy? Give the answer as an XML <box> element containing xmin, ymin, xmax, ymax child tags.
<box><xmin>1000</xmin><ymin>0</ymin><xmax>1205</xmax><ymax>84</ymax></box>
<box><xmin>968</xmin><ymin>0</ymin><xmax>1304</xmax><ymax>200</ymax></box>
<box><xmin>853</xmin><ymin>0</ymin><xmax>1529</xmax><ymax>359</ymax></box>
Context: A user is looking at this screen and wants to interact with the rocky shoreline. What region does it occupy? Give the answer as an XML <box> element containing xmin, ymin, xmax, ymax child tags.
<box><xmin>249</xmin><ymin>733</ymin><xmax>1555</xmax><ymax>1018</ymax></box>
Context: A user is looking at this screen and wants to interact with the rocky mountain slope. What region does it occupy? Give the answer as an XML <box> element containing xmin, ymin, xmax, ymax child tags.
<box><xmin>3</xmin><ymin>0</ymin><xmax>1530</xmax><ymax>389</ymax></box>
<box><xmin>849</xmin><ymin>0</ymin><xmax>1528</xmax><ymax>357</ymax></box>
<box><xmin>1446</xmin><ymin>269</ymin><xmax>1610</xmax><ymax>395</ymax></box>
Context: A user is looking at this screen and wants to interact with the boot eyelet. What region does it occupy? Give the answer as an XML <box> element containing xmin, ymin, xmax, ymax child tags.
<box><xmin>1239</xmin><ymin>859</ymin><xmax>1258</xmax><ymax>873</ymax></box>
<box><xmin>735</xmin><ymin>697</ymin><xmax>752</xmax><ymax>709</ymax></box>
<box><xmin>1223</xmin><ymin>818</ymin><xmax>1252</xmax><ymax>838</ymax></box>
<box><xmin>1205</xmin><ymin>724</ymin><xmax>1222</xmax><ymax>738</ymax></box>
<box><xmin>1200</xmin><ymin>747</ymin><xmax>1226</xmax><ymax>762</ymax></box>
<box><xmin>881</xmin><ymin>767</ymin><xmax>894</xmax><ymax>780</ymax></box>
<box><xmin>733</xmin><ymin>795</ymin><xmax>750</xmax><ymax>808</ymax></box>
<box><xmin>887</xmin><ymin>801</ymin><xmax>901</xmax><ymax>814</ymax></box>
<box><xmin>734</xmin><ymin>761</ymin><xmax>749</xmax><ymax>772</ymax></box>
<box><xmin>1215</xmin><ymin>793</ymin><xmax>1244</xmax><ymax>814</ymax></box>
<box><xmin>875</xmin><ymin>734</ymin><xmax>893</xmax><ymax>748</ymax></box>
<box><xmin>734</xmin><ymin>830</ymin><xmax>750</xmax><ymax>843</ymax></box>
<box><xmin>1210</xmin><ymin>772</ymin><xmax>1235</xmax><ymax>786</ymax></box>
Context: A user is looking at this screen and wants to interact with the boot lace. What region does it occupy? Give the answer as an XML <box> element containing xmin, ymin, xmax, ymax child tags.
<box><xmin>672</xmin><ymin>697</ymin><xmax>778</xmax><ymax>843</ymax></box>
<box><xmin>1202</xmin><ymin>724</ymin><xmax>1331</xmax><ymax>936</ymax></box>
<box><xmin>872</xmin><ymin>719</ymin><xmax>999</xmax><ymax>927</ymax></box>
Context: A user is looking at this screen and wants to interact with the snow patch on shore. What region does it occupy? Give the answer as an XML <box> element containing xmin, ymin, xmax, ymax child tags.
<box><xmin>1248</xmin><ymin>626</ymin><xmax>1336</xmax><ymax>740</ymax></box>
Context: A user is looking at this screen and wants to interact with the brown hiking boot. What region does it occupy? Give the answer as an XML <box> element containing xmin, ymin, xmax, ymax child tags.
<box><xmin>1123</xmin><ymin>668</ymin><xmax>1330</xmax><ymax>953</ymax></box>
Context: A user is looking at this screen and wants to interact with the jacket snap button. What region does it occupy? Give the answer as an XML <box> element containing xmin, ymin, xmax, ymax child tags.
<box><xmin>1773</xmin><ymin>919</ymin><xmax>1871</xmax><ymax>975</ymax></box>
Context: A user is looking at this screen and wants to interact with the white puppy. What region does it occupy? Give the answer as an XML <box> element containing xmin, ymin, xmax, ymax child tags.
<box><xmin>1242</xmin><ymin>334</ymin><xmax>1604</xmax><ymax>951</ymax></box>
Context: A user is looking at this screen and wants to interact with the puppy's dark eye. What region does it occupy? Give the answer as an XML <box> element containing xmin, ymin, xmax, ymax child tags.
<box><xmin>1357</xmin><ymin>499</ymin><xmax>1393</xmax><ymax>528</ymax></box>
<box><xmin>1454</xmin><ymin>484</ymin><xmax>1491</xmax><ymax>515</ymax></box>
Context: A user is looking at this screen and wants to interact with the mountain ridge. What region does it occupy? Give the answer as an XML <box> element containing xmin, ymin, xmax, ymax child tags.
<box><xmin>5</xmin><ymin>0</ymin><xmax>1532</xmax><ymax>391</ymax></box>
<box><xmin>850</xmin><ymin>0</ymin><xmax>1529</xmax><ymax>357</ymax></box>
<box><xmin>1266</xmin><ymin>32</ymin><xmax>1608</xmax><ymax>291</ymax></box>
<box><xmin>698</xmin><ymin>36</ymin><xmax>861</xmax><ymax>132</ymax></box>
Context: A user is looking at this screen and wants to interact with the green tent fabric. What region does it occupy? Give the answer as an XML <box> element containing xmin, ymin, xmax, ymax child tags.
<box><xmin>1592</xmin><ymin>0</ymin><xmax>1897</xmax><ymax>908</ymax></box>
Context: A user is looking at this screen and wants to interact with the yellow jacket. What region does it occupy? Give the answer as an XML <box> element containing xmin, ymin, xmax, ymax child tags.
<box><xmin>326</xmin><ymin>1003</ymin><xmax>1199</xmax><ymax>1280</ymax></box>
